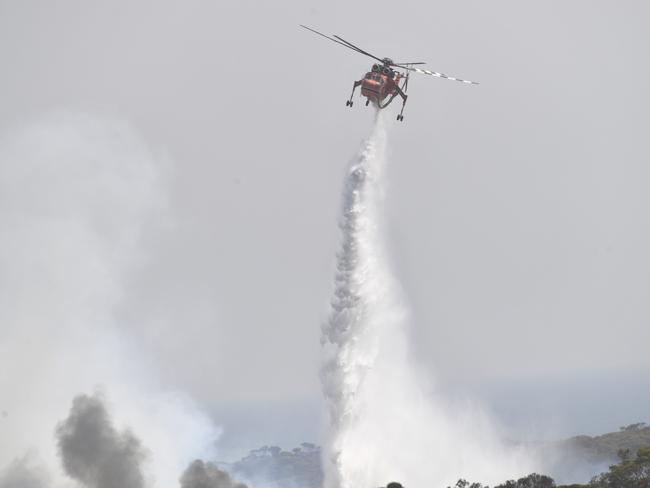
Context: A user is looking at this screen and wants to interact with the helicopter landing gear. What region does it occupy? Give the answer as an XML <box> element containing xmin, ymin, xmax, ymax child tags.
<box><xmin>347</xmin><ymin>79</ymin><xmax>363</xmax><ymax>108</ymax></box>
<box><xmin>396</xmin><ymin>88</ymin><xmax>407</xmax><ymax>122</ymax></box>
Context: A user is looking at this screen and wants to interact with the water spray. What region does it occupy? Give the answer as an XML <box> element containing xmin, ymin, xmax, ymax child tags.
<box><xmin>321</xmin><ymin>112</ymin><xmax>536</xmax><ymax>488</ymax></box>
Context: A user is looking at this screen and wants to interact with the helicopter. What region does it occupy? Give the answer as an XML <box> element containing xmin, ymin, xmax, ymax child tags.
<box><xmin>300</xmin><ymin>25</ymin><xmax>479</xmax><ymax>121</ymax></box>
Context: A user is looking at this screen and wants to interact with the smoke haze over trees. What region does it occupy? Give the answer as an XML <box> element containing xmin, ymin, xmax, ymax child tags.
<box><xmin>230</xmin><ymin>444</ymin><xmax>322</xmax><ymax>488</ymax></box>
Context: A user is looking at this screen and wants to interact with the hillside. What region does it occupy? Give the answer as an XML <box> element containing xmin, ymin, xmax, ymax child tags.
<box><xmin>558</xmin><ymin>423</ymin><xmax>650</xmax><ymax>461</ymax></box>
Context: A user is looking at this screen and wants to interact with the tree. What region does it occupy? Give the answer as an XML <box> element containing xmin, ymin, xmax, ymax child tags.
<box><xmin>495</xmin><ymin>473</ymin><xmax>555</xmax><ymax>488</ymax></box>
<box><xmin>619</xmin><ymin>423</ymin><xmax>647</xmax><ymax>432</ymax></box>
<box><xmin>448</xmin><ymin>480</ymin><xmax>485</xmax><ymax>488</ymax></box>
<box><xmin>590</xmin><ymin>446</ymin><xmax>650</xmax><ymax>487</ymax></box>
<box><xmin>450</xmin><ymin>473</ymin><xmax>554</xmax><ymax>488</ymax></box>
<box><xmin>616</xmin><ymin>449</ymin><xmax>631</xmax><ymax>463</ymax></box>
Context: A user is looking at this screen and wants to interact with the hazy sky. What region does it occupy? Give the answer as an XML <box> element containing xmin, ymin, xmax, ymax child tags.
<box><xmin>1</xmin><ymin>0</ymin><xmax>649</xmax><ymax>455</ymax></box>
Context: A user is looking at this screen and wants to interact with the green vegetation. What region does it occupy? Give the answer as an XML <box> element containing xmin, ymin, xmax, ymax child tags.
<box><xmin>451</xmin><ymin>446</ymin><xmax>650</xmax><ymax>488</ymax></box>
<box><xmin>448</xmin><ymin>474</ymin><xmax>555</xmax><ymax>488</ymax></box>
<box><xmin>587</xmin><ymin>446</ymin><xmax>650</xmax><ymax>487</ymax></box>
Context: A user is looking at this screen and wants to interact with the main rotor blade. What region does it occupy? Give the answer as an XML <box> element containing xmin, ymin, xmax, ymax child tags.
<box><xmin>331</xmin><ymin>34</ymin><xmax>426</xmax><ymax>68</ymax></box>
<box><xmin>395</xmin><ymin>64</ymin><xmax>479</xmax><ymax>85</ymax></box>
<box><xmin>300</xmin><ymin>25</ymin><xmax>380</xmax><ymax>61</ymax></box>
<box><xmin>332</xmin><ymin>34</ymin><xmax>385</xmax><ymax>64</ymax></box>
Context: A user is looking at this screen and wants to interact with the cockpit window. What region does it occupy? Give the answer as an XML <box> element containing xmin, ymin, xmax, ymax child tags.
<box><xmin>365</xmin><ymin>73</ymin><xmax>383</xmax><ymax>81</ymax></box>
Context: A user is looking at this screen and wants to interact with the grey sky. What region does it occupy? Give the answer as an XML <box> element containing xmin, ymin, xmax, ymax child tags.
<box><xmin>1</xmin><ymin>0</ymin><xmax>649</xmax><ymax>455</ymax></box>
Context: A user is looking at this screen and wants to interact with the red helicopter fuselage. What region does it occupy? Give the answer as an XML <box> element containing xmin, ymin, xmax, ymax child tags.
<box><xmin>360</xmin><ymin>64</ymin><xmax>404</xmax><ymax>106</ymax></box>
<box><xmin>345</xmin><ymin>62</ymin><xmax>408</xmax><ymax>117</ymax></box>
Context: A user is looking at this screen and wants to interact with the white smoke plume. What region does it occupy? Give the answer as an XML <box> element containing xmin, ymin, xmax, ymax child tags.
<box><xmin>0</xmin><ymin>111</ymin><xmax>218</xmax><ymax>487</ymax></box>
<box><xmin>180</xmin><ymin>460</ymin><xmax>248</xmax><ymax>488</ymax></box>
<box><xmin>0</xmin><ymin>456</ymin><xmax>49</xmax><ymax>488</ymax></box>
<box><xmin>321</xmin><ymin>113</ymin><xmax>537</xmax><ymax>488</ymax></box>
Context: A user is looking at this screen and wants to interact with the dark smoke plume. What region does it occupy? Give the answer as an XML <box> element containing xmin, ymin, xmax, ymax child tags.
<box><xmin>56</xmin><ymin>394</ymin><xmax>147</xmax><ymax>488</ymax></box>
<box><xmin>180</xmin><ymin>460</ymin><xmax>247</xmax><ymax>488</ymax></box>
